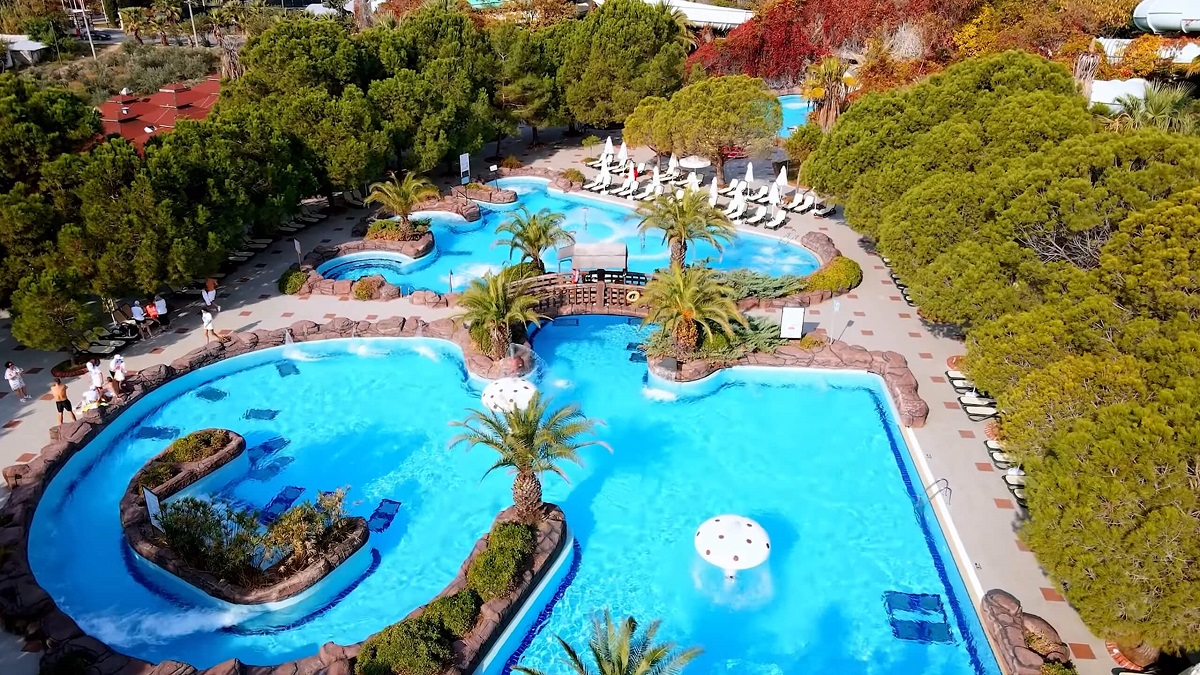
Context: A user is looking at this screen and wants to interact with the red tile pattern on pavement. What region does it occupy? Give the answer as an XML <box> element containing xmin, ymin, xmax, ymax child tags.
<box><xmin>323</xmin><ymin>313</ymin><xmax>336</xmax><ymax>319</ymax></box>
<box><xmin>3</xmin><ymin>420</ymin><xmax>20</xmax><ymax>429</ymax></box>
<box><xmin>874</xmin><ymin>265</ymin><xmax>885</xmax><ymax>270</ymax></box>
<box><xmin>338</xmin><ymin>296</ymin><xmax>350</xmax><ymax>301</ymax></box>
<box><xmin>889</xmin><ymin>295</ymin><xmax>902</xmax><ymax>301</ymax></box>
<box><xmin>1069</xmin><ymin>644</ymin><xmax>1096</xmax><ymax>660</ymax></box>
<box><xmin>39</xmin><ymin>394</ymin><xmax>52</xmax><ymax>401</ymax></box>
<box><xmin>365</xmin><ymin>314</ymin><xmax>378</xmax><ymax>320</ymax></box>
<box><xmin>931</xmin><ymin>376</ymin><xmax>946</xmax><ymax>383</ymax></box>
<box><xmin>975</xmin><ymin>462</ymin><xmax>994</xmax><ymax>472</ymax></box>
<box><xmin>239</xmin><ymin>311</ymin><xmax>252</xmax><ymax>317</ymax></box>
<box><xmin>853</xmin><ymin>311</ymin><xmax>866</xmax><ymax>317</ymax></box>
<box><xmin>846</xmin><ymin>294</ymin><xmax>858</xmax><ymax>299</ymax></box>
<box><xmin>919</xmin><ymin>353</ymin><xmax>933</xmax><ymax>359</ymax></box>
<box><xmin>898</xmin><ymin>313</ymin><xmax>912</xmax><ymax>318</ymax></box>
<box><xmin>1041</xmin><ymin>587</ymin><xmax>1066</xmax><ymax>602</ymax></box>
<box><xmin>861</xmin><ymin>330</ymin><xmax>874</xmax><ymax>336</ymax></box>
<box><xmin>151</xmin><ymin>347</ymin><xmax>165</xmax><ymax>354</ymax></box>
<box><xmin>16</xmin><ymin>453</ymin><xmax>36</xmax><ymax>462</ymax></box>
<box><xmin>809</xmin><ymin>309</ymin><xmax>821</xmax><ymax>315</ymax></box>
<box><xmin>282</xmin><ymin>312</ymin><xmax>294</xmax><ymax>318</ymax></box>
<box><xmin>908</xmin><ymin>331</ymin><xmax>922</xmax><ymax>338</ymax></box>
<box><xmin>959</xmin><ymin>429</ymin><xmax>976</xmax><ymax>439</ymax></box>
<box><xmin>25</xmin><ymin>367</ymin><xmax>42</xmax><ymax>375</ymax></box>
<box><xmin>943</xmin><ymin>401</ymin><xmax>959</xmax><ymax>409</ymax></box>
<box><xmin>994</xmin><ymin>498</ymin><xmax>1015</xmax><ymax>509</ymax></box>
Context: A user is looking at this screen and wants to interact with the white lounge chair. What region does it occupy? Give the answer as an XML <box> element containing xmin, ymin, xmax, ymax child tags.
<box><xmin>964</xmin><ymin>405</ymin><xmax>998</xmax><ymax>422</ymax></box>
<box><xmin>1004</xmin><ymin>474</ymin><xmax>1027</xmax><ymax>489</ymax></box>
<box><xmin>615</xmin><ymin>179</ymin><xmax>639</xmax><ymax>198</ymax></box>
<box><xmin>1011</xmin><ymin>487</ymin><xmax>1027</xmax><ymax>506</ymax></box>
<box><xmin>984</xmin><ymin>439</ymin><xmax>1003</xmax><ymax>452</ymax></box>
<box><xmin>788</xmin><ymin>194</ymin><xmax>816</xmax><ymax>213</ymax></box>
<box><xmin>632</xmin><ymin>183</ymin><xmax>655</xmax><ymax>200</ymax></box>
<box><xmin>708</xmin><ymin>192</ymin><xmax>719</xmax><ymax>208</ymax></box>
<box><xmin>814</xmin><ymin>203</ymin><xmax>837</xmax><ymax>217</ymax></box>
<box><xmin>742</xmin><ymin>206</ymin><xmax>769</xmax><ymax>226</ymax></box>
<box><xmin>582</xmin><ymin>173</ymin><xmax>604</xmax><ymax>190</ymax></box>
<box><xmin>719</xmin><ymin>179</ymin><xmax>741</xmax><ymax>197</ymax></box>
<box><xmin>764</xmin><ymin>209</ymin><xmax>788</xmax><ymax>230</ymax></box>
<box><xmin>744</xmin><ymin>185</ymin><xmax>769</xmax><ymax>203</ymax></box>
<box><xmin>295</xmin><ymin>212</ymin><xmax>320</xmax><ymax>224</ymax></box>
<box><xmin>946</xmin><ymin>370</ymin><xmax>970</xmax><ymax>381</ymax></box>
<box><xmin>959</xmin><ymin>395</ymin><xmax>997</xmax><ymax>407</ymax></box>
<box><xmin>990</xmin><ymin>451</ymin><xmax>1015</xmax><ymax>469</ymax></box>
<box><xmin>243</xmin><ymin>241</ymin><xmax>269</xmax><ymax>250</ymax></box>
<box><xmin>781</xmin><ymin>191</ymin><xmax>804</xmax><ymax>210</ymax></box>
<box><xmin>727</xmin><ymin>201</ymin><xmax>747</xmax><ymax>220</ymax></box>
<box><xmin>722</xmin><ymin>199</ymin><xmax>741</xmax><ymax>216</ymax></box>
<box><xmin>301</xmin><ymin>205</ymin><xmax>328</xmax><ymax>220</ymax></box>
<box><xmin>642</xmin><ymin>184</ymin><xmax>664</xmax><ymax>201</ymax></box>
<box><xmin>610</xmin><ymin>175</ymin><xmax>634</xmax><ymax>196</ymax></box>
<box><xmin>588</xmin><ymin>174</ymin><xmax>611</xmax><ymax>192</ymax></box>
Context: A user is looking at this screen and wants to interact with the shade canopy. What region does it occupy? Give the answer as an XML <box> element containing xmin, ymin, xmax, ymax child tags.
<box><xmin>603</xmin><ymin>136</ymin><xmax>614</xmax><ymax>156</ymax></box>
<box><xmin>767</xmin><ymin>183</ymin><xmax>781</xmax><ymax>205</ymax></box>
<box><xmin>481</xmin><ymin>378</ymin><xmax>538</xmax><ymax>413</ymax></box>
<box><xmin>679</xmin><ymin>155</ymin><xmax>711</xmax><ymax>169</ymax></box>
<box><xmin>743</xmin><ymin>162</ymin><xmax>754</xmax><ymax>184</ymax></box>
<box><xmin>708</xmin><ymin>177</ymin><xmax>719</xmax><ymax>198</ymax></box>
<box><xmin>668</xmin><ymin>154</ymin><xmax>679</xmax><ymax>171</ymax></box>
<box><xmin>617</xmin><ymin>142</ymin><xmax>629</xmax><ymax>163</ymax></box>
<box><xmin>573</xmin><ymin>242</ymin><xmax>628</xmax><ymax>271</ymax></box>
<box><xmin>694</xmin><ymin>515</ymin><xmax>771</xmax><ymax>571</ymax></box>
<box><xmin>775</xmin><ymin>166</ymin><xmax>788</xmax><ymax>186</ymax></box>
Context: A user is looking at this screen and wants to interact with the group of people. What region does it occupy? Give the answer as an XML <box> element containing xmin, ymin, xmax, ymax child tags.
<box><xmin>129</xmin><ymin>294</ymin><xmax>171</xmax><ymax>339</ymax></box>
<box><xmin>48</xmin><ymin>355</ymin><xmax>130</xmax><ymax>424</ymax></box>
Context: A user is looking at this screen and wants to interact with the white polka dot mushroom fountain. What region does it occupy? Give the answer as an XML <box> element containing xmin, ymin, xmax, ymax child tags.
<box><xmin>694</xmin><ymin>514</ymin><xmax>771</xmax><ymax>579</ymax></box>
<box><xmin>481</xmin><ymin>377</ymin><xmax>537</xmax><ymax>413</ymax></box>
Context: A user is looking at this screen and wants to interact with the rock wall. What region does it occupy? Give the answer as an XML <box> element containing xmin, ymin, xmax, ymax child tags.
<box><xmin>498</xmin><ymin>166</ymin><xmax>582</xmax><ymax>192</ymax></box>
<box><xmin>979</xmin><ymin>589</ymin><xmax>1071</xmax><ymax>675</ymax></box>
<box><xmin>118</xmin><ymin>430</ymin><xmax>370</xmax><ymax>606</ymax></box>
<box><xmin>298</xmin><ymin>234</ymin><xmax>435</xmax><ymax>300</ymax></box>
<box><xmin>451</xmin><ymin>185</ymin><xmax>517</xmax><ymax>204</ymax></box>
<box><xmin>647</xmin><ymin>339</ymin><xmax>930</xmax><ymax>428</ymax></box>
<box><xmin>0</xmin><ymin>320</ymin><xmax>544</xmax><ymax>675</ymax></box>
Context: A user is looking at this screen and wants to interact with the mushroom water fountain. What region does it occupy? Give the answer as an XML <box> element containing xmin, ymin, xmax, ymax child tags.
<box><xmin>694</xmin><ymin>515</ymin><xmax>771</xmax><ymax>580</ymax></box>
<box><xmin>481</xmin><ymin>377</ymin><xmax>537</xmax><ymax>413</ymax></box>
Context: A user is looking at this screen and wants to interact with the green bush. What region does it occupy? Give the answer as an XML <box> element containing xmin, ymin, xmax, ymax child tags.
<box><xmin>140</xmin><ymin>462</ymin><xmax>176</xmax><ymax>490</ymax></box>
<box><xmin>422</xmin><ymin>589</ymin><xmax>481</xmax><ymax>637</ymax></box>
<box><xmin>782</xmin><ymin>124</ymin><xmax>823</xmax><ymax>171</ymax></box>
<box><xmin>500</xmin><ymin>155</ymin><xmax>523</xmax><ymax>169</ymax></box>
<box><xmin>366</xmin><ymin>218</ymin><xmax>431</xmax><ymax>242</ymax></box>
<box><xmin>278</xmin><ymin>267</ymin><xmax>307</xmax><ymax>295</ymax></box>
<box><xmin>804</xmin><ymin>256</ymin><xmax>863</xmax><ymax>292</ymax></box>
<box><xmin>714</xmin><ymin>269</ymin><xmax>806</xmax><ymax>300</ymax></box>
<box><xmin>581</xmin><ymin>135</ymin><xmax>601</xmax><ymax>148</ymax></box>
<box><xmin>165</xmin><ymin>429</ymin><xmax>231</xmax><ymax>463</ymax></box>
<box><xmin>158</xmin><ymin>497</ymin><xmax>265</xmax><ymax>586</ymax></box>
<box><xmin>467</xmin><ymin>522</ymin><xmax>535</xmax><ymax>601</ymax></box>
<box><xmin>355</xmin><ymin>616</ymin><xmax>454</xmax><ymax>675</ymax></box>
<box><xmin>353</xmin><ymin>277</ymin><xmax>382</xmax><ymax>300</ymax></box>
<box><xmin>561</xmin><ymin>168</ymin><xmax>587</xmax><ymax>184</ymax></box>
<box><xmin>1039</xmin><ymin>662</ymin><xmax>1076</xmax><ymax>675</ymax></box>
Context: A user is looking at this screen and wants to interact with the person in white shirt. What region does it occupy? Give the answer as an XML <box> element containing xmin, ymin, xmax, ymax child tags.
<box><xmin>130</xmin><ymin>301</ymin><xmax>150</xmax><ymax>339</ymax></box>
<box><xmin>110</xmin><ymin>354</ymin><xmax>128</xmax><ymax>391</ymax></box>
<box><xmin>202</xmin><ymin>309</ymin><xmax>215</xmax><ymax>343</ymax></box>
<box><xmin>201</xmin><ymin>277</ymin><xmax>219</xmax><ymax>310</ymax></box>
<box><xmin>153</xmin><ymin>295</ymin><xmax>170</xmax><ymax>328</ymax></box>
<box><xmin>86</xmin><ymin>358</ymin><xmax>104</xmax><ymax>389</ymax></box>
<box><xmin>4</xmin><ymin>362</ymin><xmax>30</xmax><ymax>401</ymax></box>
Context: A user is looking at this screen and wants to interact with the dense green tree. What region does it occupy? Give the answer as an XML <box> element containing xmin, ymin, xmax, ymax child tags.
<box><xmin>0</xmin><ymin>74</ymin><xmax>99</xmax><ymax>193</ymax></box>
<box><xmin>10</xmin><ymin>267</ymin><xmax>101</xmax><ymax>353</ymax></box>
<box><xmin>0</xmin><ymin>185</ymin><xmax>56</xmax><ymax>305</ymax></box>
<box><xmin>232</xmin><ymin>17</ymin><xmax>365</xmax><ymax>96</ymax></box>
<box><xmin>651</xmin><ymin>75</ymin><xmax>780</xmax><ymax>185</ymax></box>
<box><xmin>559</xmin><ymin>0</ymin><xmax>686</xmax><ymax>127</ymax></box>
<box><xmin>491</xmin><ymin>20</ymin><xmax>559</xmax><ymax>147</ymax></box>
<box><xmin>623</xmin><ymin>96</ymin><xmax>673</xmax><ymax>163</ymax></box>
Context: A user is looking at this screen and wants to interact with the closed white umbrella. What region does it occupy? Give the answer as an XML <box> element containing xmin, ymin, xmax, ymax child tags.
<box><xmin>652</xmin><ymin>165</ymin><xmax>660</xmax><ymax>185</ymax></box>
<box><xmin>668</xmin><ymin>154</ymin><xmax>679</xmax><ymax>173</ymax></box>
<box><xmin>617</xmin><ymin>142</ymin><xmax>629</xmax><ymax>164</ymax></box>
<box><xmin>744</xmin><ymin>161</ymin><xmax>754</xmax><ymax>185</ymax></box>
<box><xmin>482</xmin><ymin>378</ymin><xmax>538</xmax><ymax>413</ymax></box>
<box><xmin>688</xmin><ymin>172</ymin><xmax>701</xmax><ymax>191</ymax></box>
<box><xmin>767</xmin><ymin>183</ymin><xmax>781</xmax><ymax>213</ymax></box>
<box><xmin>708</xmin><ymin>177</ymin><xmax>719</xmax><ymax>200</ymax></box>
<box><xmin>775</xmin><ymin>166</ymin><xmax>788</xmax><ymax>187</ymax></box>
<box><xmin>603</xmin><ymin>136</ymin><xmax>614</xmax><ymax>157</ymax></box>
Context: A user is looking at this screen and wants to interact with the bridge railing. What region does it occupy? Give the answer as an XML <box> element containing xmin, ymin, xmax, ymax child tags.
<box><xmin>521</xmin><ymin>273</ymin><xmax>649</xmax><ymax>318</ymax></box>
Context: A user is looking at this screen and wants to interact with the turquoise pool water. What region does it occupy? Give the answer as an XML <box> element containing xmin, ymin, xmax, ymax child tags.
<box><xmin>779</xmin><ymin>95</ymin><xmax>813</xmax><ymax>138</ymax></box>
<box><xmin>317</xmin><ymin>177</ymin><xmax>820</xmax><ymax>292</ymax></box>
<box><xmin>29</xmin><ymin>319</ymin><xmax>998</xmax><ymax>675</ymax></box>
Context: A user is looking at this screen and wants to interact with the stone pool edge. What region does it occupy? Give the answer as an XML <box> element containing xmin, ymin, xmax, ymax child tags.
<box><xmin>119</xmin><ymin>430</ymin><xmax>371</xmax><ymax>607</ymax></box>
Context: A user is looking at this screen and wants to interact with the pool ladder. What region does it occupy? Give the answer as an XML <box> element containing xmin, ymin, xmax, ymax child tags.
<box><xmin>923</xmin><ymin>478</ymin><xmax>952</xmax><ymax>506</ymax></box>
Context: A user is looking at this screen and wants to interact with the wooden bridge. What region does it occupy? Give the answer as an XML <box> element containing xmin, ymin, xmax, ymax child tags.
<box><xmin>522</xmin><ymin>272</ymin><xmax>650</xmax><ymax>319</ymax></box>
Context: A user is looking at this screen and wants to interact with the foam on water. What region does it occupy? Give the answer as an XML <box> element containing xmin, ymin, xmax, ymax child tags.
<box><xmin>641</xmin><ymin>386</ymin><xmax>678</xmax><ymax>402</ymax></box>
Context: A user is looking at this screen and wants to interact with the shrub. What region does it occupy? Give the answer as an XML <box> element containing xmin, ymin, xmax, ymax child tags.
<box><xmin>500</xmin><ymin>155</ymin><xmax>523</xmax><ymax>169</ymax></box>
<box><xmin>356</xmin><ymin>616</ymin><xmax>454</xmax><ymax>675</ymax></box>
<box><xmin>278</xmin><ymin>267</ymin><xmax>307</xmax><ymax>295</ymax></box>
<box><xmin>422</xmin><ymin>589</ymin><xmax>481</xmax><ymax>637</ymax></box>
<box><xmin>561</xmin><ymin>168</ymin><xmax>587</xmax><ymax>184</ymax></box>
<box><xmin>140</xmin><ymin>462</ymin><xmax>176</xmax><ymax>490</ymax></box>
<box><xmin>266</xmin><ymin>501</ymin><xmax>326</xmax><ymax>565</ymax></box>
<box><xmin>165</xmin><ymin>429</ymin><xmax>231</xmax><ymax>463</ymax></box>
<box><xmin>715</xmin><ymin>269</ymin><xmax>806</xmax><ymax>300</ymax></box>
<box><xmin>467</xmin><ymin>522</ymin><xmax>535</xmax><ymax>601</ymax></box>
<box><xmin>158</xmin><ymin>497</ymin><xmax>265</xmax><ymax>585</ymax></box>
<box><xmin>581</xmin><ymin>134</ymin><xmax>601</xmax><ymax>148</ymax></box>
<box><xmin>1039</xmin><ymin>662</ymin><xmax>1076</xmax><ymax>675</ymax></box>
<box><xmin>366</xmin><ymin>218</ymin><xmax>431</xmax><ymax>242</ymax></box>
<box><xmin>464</xmin><ymin>182</ymin><xmax>486</xmax><ymax>190</ymax></box>
<box><xmin>803</xmin><ymin>256</ymin><xmax>862</xmax><ymax>292</ymax></box>
<box><xmin>353</xmin><ymin>277</ymin><xmax>382</xmax><ymax>300</ymax></box>
<box><xmin>796</xmin><ymin>333</ymin><xmax>828</xmax><ymax>350</ymax></box>
<box><xmin>783</xmin><ymin>124</ymin><xmax>823</xmax><ymax>171</ymax></box>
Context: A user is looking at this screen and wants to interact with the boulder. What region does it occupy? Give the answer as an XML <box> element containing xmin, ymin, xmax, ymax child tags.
<box><xmin>379</xmin><ymin>284</ymin><xmax>401</xmax><ymax>300</ymax></box>
<box><xmin>325</xmin><ymin>317</ymin><xmax>354</xmax><ymax>334</ymax></box>
<box><xmin>2</xmin><ymin>464</ymin><xmax>31</xmax><ymax>489</ymax></box>
<box><xmin>252</xmin><ymin>329</ymin><xmax>286</xmax><ymax>348</ymax></box>
<box><xmin>312</xmin><ymin>280</ymin><xmax>336</xmax><ymax>295</ymax></box>
<box><xmin>424</xmin><ymin>318</ymin><xmax>456</xmax><ymax>340</ymax></box>
<box><xmin>332</xmin><ymin>280</ymin><xmax>352</xmax><ymax>296</ymax></box>
<box><xmin>374</xmin><ymin>317</ymin><xmax>406</xmax><ymax>336</ymax></box>
<box><xmin>133</xmin><ymin>364</ymin><xmax>175</xmax><ymax>389</ymax></box>
<box><xmin>148</xmin><ymin>662</ymin><xmax>198</xmax><ymax>675</ymax></box>
<box><xmin>799</xmin><ymin>231</ymin><xmax>840</xmax><ymax>264</ymax></box>
<box><xmin>289</xmin><ymin>320</ymin><xmax>320</xmax><ymax>337</ymax></box>
<box><xmin>201</xmin><ymin>659</ymin><xmax>244</xmax><ymax>675</ymax></box>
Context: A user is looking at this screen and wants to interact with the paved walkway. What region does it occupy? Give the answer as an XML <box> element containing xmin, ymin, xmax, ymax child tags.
<box><xmin>0</xmin><ymin>130</ymin><xmax>1111</xmax><ymax>674</ymax></box>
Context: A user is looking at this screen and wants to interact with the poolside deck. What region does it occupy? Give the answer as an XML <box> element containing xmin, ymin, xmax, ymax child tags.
<box><xmin>0</xmin><ymin>128</ymin><xmax>1112</xmax><ymax>675</ymax></box>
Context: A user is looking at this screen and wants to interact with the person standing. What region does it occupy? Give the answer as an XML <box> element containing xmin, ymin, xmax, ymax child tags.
<box><xmin>110</xmin><ymin>354</ymin><xmax>128</xmax><ymax>392</ymax></box>
<box><xmin>201</xmin><ymin>308</ymin><xmax>215</xmax><ymax>343</ymax></box>
<box><xmin>201</xmin><ymin>277</ymin><xmax>219</xmax><ymax>310</ymax></box>
<box><xmin>130</xmin><ymin>301</ymin><xmax>151</xmax><ymax>339</ymax></box>
<box><xmin>86</xmin><ymin>358</ymin><xmax>105</xmax><ymax>390</ymax></box>
<box><xmin>4</xmin><ymin>362</ymin><xmax>30</xmax><ymax>401</ymax></box>
<box><xmin>153</xmin><ymin>294</ymin><xmax>171</xmax><ymax>328</ymax></box>
<box><xmin>50</xmin><ymin>378</ymin><xmax>76</xmax><ymax>425</ymax></box>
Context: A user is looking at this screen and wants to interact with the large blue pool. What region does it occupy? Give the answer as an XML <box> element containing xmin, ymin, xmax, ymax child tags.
<box><xmin>30</xmin><ymin>317</ymin><xmax>999</xmax><ymax>674</ymax></box>
<box><xmin>317</xmin><ymin>177</ymin><xmax>820</xmax><ymax>292</ymax></box>
<box><xmin>779</xmin><ymin>95</ymin><xmax>813</xmax><ymax>138</ymax></box>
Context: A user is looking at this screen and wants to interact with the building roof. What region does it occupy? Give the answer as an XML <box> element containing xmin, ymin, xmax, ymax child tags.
<box><xmin>594</xmin><ymin>0</ymin><xmax>753</xmax><ymax>29</ymax></box>
<box><xmin>96</xmin><ymin>77</ymin><xmax>220</xmax><ymax>150</ymax></box>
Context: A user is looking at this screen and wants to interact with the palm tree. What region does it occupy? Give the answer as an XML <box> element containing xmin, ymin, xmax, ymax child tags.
<box><xmin>514</xmin><ymin>609</ymin><xmax>701</xmax><ymax>675</ymax></box>
<box><xmin>1106</xmin><ymin>82</ymin><xmax>1198</xmax><ymax>135</ymax></box>
<box><xmin>802</xmin><ymin>57</ymin><xmax>855</xmax><ymax>132</ymax></box>
<box><xmin>640</xmin><ymin>265</ymin><xmax>746</xmax><ymax>357</ymax></box>
<box><xmin>120</xmin><ymin>8</ymin><xmax>149</xmax><ymax>45</ymax></box>
<box><xmin>364</xmin><ymin>172</ymin><xmax>439</xmax><ymax>225</ymax></box>
<box><xmin>450</xmin><ymin>394</ymin><xmax>606</xmax><ymax>522</ymax></box>
<box><xmin>453</xmin><ymin>266</ymin><xmax>544</xmax><ymax>361</ymax></box>
<box><xmin>495</xmin><ymin>207</ymin><xmax>574</xmax><ymax>274</ymax></box>
<box><xmin>637</xmin><ymin>191</ymin><xmax>735</xmax><ymax>270</ymax></box>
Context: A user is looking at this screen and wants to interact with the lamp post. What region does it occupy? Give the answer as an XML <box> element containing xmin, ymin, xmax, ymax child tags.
<box><xmin>186</xmin><ymin>0</ymin><xmax>199</xmax><ymax>46</ymax></box>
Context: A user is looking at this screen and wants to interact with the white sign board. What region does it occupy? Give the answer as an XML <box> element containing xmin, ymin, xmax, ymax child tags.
<box><xmin>459</xmin><ymin>152</ymin><xmax>471</xmax><ymax>185</ymax></box>
<box><xmin>780</xmin><ymin>307</ymin><xmax>806</xmax><ymax>339</ymax></box>
<box><xmin>293</xmin><ymin>238</ymin><xmax>302</xmax><ymax>256</ymax></box>
<box><xmin>143</xmin><ymin>487</ymin><xmax>164</xmax><ymax>531</ymax></box>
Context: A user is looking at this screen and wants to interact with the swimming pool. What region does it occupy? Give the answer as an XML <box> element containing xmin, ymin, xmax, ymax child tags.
<box><xmin>316</xmin><ymin>177</ymin><xmax>820</xmax><ymax>292</ymax></box>
<box><xmin>779</xmin><ymin>95</ymin><xmax>814</xmax><ymax>138</ymax></box>
<box><xmin>29</xmin><ymin>319</ymin><xmax>998</xmax><ymax>674</ymax></box>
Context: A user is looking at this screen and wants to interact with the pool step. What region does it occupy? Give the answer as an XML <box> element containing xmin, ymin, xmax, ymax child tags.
<box><xmin>196</xmin><ymin>387</ymin><xmax>228</xmax><ymax>402</ymax></box>
<box><xmin>628</xmin><ymin>352</ymin><xmax>647</xmax><ymax>363</ymax></box>
<box><xmin>260</xmin><ymin>486</ymin><xmax>305</xmax><ymax>524</ymax></box>
<box><xmin>134</xmin><ymin>426</ymin><xmax>180</xmax><ymax>441</ymax></box>
<box><xmin>248</xmin><ymin>436</ymin><xmax>291</xmax><ymax>464</ymax></box>
<box><xmin>276</xmin><ymin>362</ymin><xmax>300</xmax><ymax>378</ymax></box>
<box><xmin>367</xmin><ymin>499</ymin><xmax>402</xmax><ymax>532</ymax></box>
<box><xmin>554</xmin><ymin>318</ymin><xmax>579</xmax><ymax>327</ymax></box>
<box><xmin>244</xmin><ymin>408</ymin><xmax>280</xmax><ymax>421</ymax></box>
<box><xmin>882</xmin><ymin>591</ymin><xmax>954</xmax><ymax>645</ymax></box>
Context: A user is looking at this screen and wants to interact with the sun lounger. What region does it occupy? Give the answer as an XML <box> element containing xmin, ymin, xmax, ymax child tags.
<box><xmin>764</xmin><ymin>210</ymin><xmax>788</xmax><ymax>230</ymax></box>
<box><xmin>631</xmin><ymin>183</ymin><xmax>654</xmax><ymax>200</ymax></box>
<box><xmin>582</xmin><ymin>173</ymin><xmax>603</xmax><ymax>190</ymax></box>
<box><xmin>959</xmin><ymin>395</ymin><xmax>996</xmax><ymax>407</ymax></box>
<box><xmin>946</xmin><ymin>370</ymin><xmax>970</xmax><ymax>381</ymax></box>
<box><xmin>277</xmin><ymin>225</ymin><xmax>300</xmax><ymax>234</ymax></box>
<box><xmin>790</xmin><ymin>194</ymin><xmax>816</xmax><ymax>214</ymax></box>
<box><xmin>344</xmin><ymin>189</ymin><xmax>365</xmax><ymax>207</ymax></box>
<box><xmin>744</xmin><ymin>185</ymin><xmax>769</xmax><ymax>203</ymax></box>
<box><xmin>990</xmin><ymin>451</ymin><xmax>1015</xmax><ymax>470</ymax></box>
<box><xmin>243</xmin><ymin>241</ymin><xmax>269</xmax><ymax>250</ymax></box>
<box><xmin>1011</xmin><ymin>487</ymin><xmax>1027</xmax><ymax>507</ymax></box>
<box><xmin>614</xmin><ymin>180</ymin><xmax>640</xmax><ymax>198</ymax></box>
<box><xmin>742</xmin><ymin>206</ymin><xmax>769</xmax><ymax>226</ymax></box>
<box><xmin>719</xmin><ymin>179</ymin><xmax>741</xmax><ymax>197</ymax></box>
<box><xmin>781</xmin><ymin>191</ymin><xmax>804</xmax><ymax>211</ymax></box>
<box><xmin>74</xmin><ymin>340</ymin><xmax>117</xmax><ymax>356</ymax></box>
<box><xmin>248</xmin><ymin>238</ymin><xmax>274</xmax><ymax>245</ymax></box>
<box><xmin>964</xmin><ymin>405</ymin><xmax>998</xmax><ymax>421</ymax></box>
<box><xmin>642</xmin><ymin>184</ymin><xmax>664</xmax><ymax>201</ymax></box>
<box><xmin>294</xmin><ymin>212</ymin><xmax>320</xmax><ymax>224</ymax></box>
<box><xmin>301</xmin><ymin>205</ymin><xmax>328</xmax><ymax>220</ymax></box>
<box><xmin>813</xmin><ymin>203</ymin><xmax>837</xmax><ymax>217</ymax></box>
<box><xmin>727</xmin><ymin>202</ymin><xmax>747</xmax><ymax>220</ymax></box>
<box><xmin>708</xmin><ymin>192</ymin><xmax>719</xmax><ymax>208</ymax></box>
<box><xmin>984</xmin><ymin>439</ymin><xmax>1003</xmax><ymax>452</ymax></box>
<box><xmin>1004</xmin><ymin>474</ymin><xmax>1027</xmax><ymax>490</ymax></box>
<box><xmin>228</xmin><ymin>255</ymin><xmax>249</xmax><ymax>264</ymax></box>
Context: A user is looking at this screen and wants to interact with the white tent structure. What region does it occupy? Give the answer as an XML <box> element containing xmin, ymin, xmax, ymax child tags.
<box><xmin>594</xmin><ymin>0</ymin><xmax>752</xmax><ymax>29</ymax></box>
<box><xmin>1091</xmin><ymin>78</ymin><xmax>1150</xmax><ymax>110</ymax></box>
<box><xmin>573</xmin><ymin>243</ymin><xmax>629</xmax><ymax>271</ymax></box>
<box><xmin>481</xmin><ymin>378</ymin><xmax>538</xmax><ymax>413</ymax></box>
<box><xmin>1133</xmin><ymin>0</ymin><xmax>1200</xmax><ymax>33</ymax></box>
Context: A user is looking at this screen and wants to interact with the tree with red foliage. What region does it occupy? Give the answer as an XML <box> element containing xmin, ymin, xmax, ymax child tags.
<box><xmin>688</xmin><ymin>0</ymin><xmax>825</xmax><ymax>85</ymax></box>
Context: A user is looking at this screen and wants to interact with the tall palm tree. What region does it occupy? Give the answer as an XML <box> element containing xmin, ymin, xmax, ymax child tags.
<box><xmin>802</xmin><ymin>57</ymin><xmax>855</xmax><ymax>132</ymax></box>
<box><xmin>453</xmin><ymin>265</ymin><xmax>544</xmax><ymax>361</ymax></box>
<box><xmin>640</xmin><ymin>265</ymin><xmax>745</xmax><ymax>357</ymax></box>
<box><xmin>514</xmin><ymin>609</ymin><xmax>701</xmax><ymax>675</ymax></box>
<box><xmin>120</xmin><ymin>8</ymin><xmax>149</xmax><ymax>44</ymax></box>
<box><xmin>495</xmin><ymin>207</ymin><xmax>574</xmax><ymax>274</ymax></box>
<box><xmin>450</xmin><ymin>394</ymin><xmax>606</xmax><ymax>522</ymax></box>
<box><xmin>1106</xmin><ymin>82</ymin><xmax>1198</xmax><ymax>135</ymax></box>
<box><xmin>637</xmin><ymin>191</ymin><xmax>735</xmax><ymax>270</ymax></box>
<box><xmin>364</xmin><ymin>172</ymin><xmax>439</xmax><ymax>225</ymax></box>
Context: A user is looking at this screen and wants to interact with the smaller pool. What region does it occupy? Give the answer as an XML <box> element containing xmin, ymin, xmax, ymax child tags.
<box><xmin>316</xmin><ymin>251</ymin><xmax>428</xmax><ymax>290</ymax></box>
<box><xmin>779</xmin><ymin>95</ymin><xmax>813</xmax><ymax>138</ymax></box>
